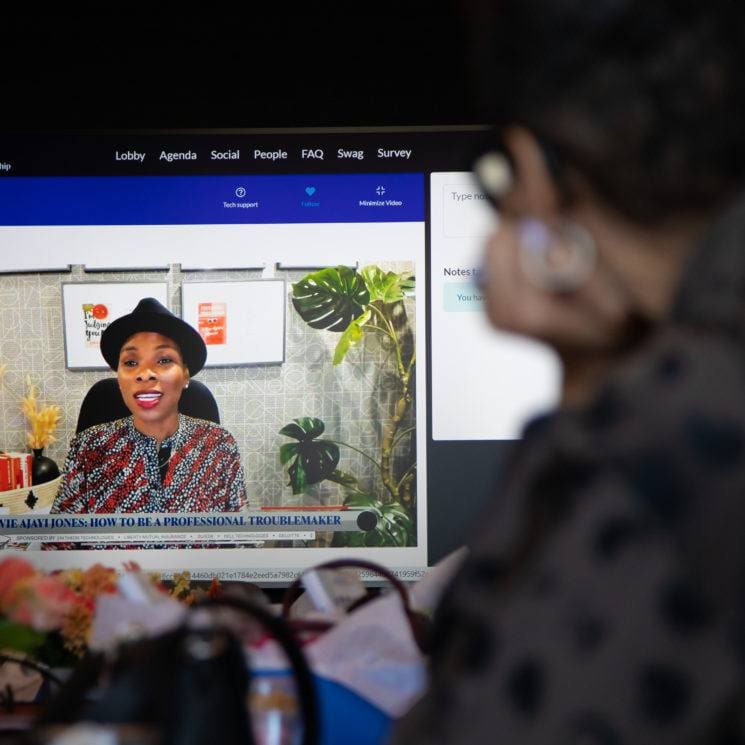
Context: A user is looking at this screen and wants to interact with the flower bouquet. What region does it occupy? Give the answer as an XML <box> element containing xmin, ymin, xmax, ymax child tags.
<box><xmin>0</xmin><ymin>559</ymin><xmax>224</xmax><ymax>663</ymax></box>
<box><xmin>0</xmin><ymin>557</ymin><xmax>229</xmax><ymax>713</ymax></box>
<box><xmin>0</xmin><ymin>557</ymin><xmax>116</xmax><ymax>671</ymax></box>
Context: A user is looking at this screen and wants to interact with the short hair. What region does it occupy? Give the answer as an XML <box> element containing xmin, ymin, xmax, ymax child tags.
<box><xmin>469</xmin><ymin>0</ymin><xmax>745</xmax><ymax>224</ymax></box>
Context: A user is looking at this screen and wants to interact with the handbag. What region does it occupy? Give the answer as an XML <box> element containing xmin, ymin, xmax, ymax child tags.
<box><xmin>36</xmin><ymin>595</ymin><xmax>319</xmax><ymax>745</ymax></box>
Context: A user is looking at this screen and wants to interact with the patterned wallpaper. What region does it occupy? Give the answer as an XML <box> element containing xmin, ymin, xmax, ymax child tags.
<box><xmin>0</xmin><ymin>263</ymin><xmax>416</xmax><ymax>510</ymax></box>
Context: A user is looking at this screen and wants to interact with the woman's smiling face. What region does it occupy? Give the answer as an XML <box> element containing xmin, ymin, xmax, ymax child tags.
<box><xmin>117</xmin><ymin>331</ymin><xmax>189</xmax><ymax>436</ymax></box>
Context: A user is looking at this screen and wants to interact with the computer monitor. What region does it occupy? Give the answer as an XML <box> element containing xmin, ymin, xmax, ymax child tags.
<box><xmin>0</xmin><ymin>127</ymin><xmax>559</xmax><ymax>582</ymax></box>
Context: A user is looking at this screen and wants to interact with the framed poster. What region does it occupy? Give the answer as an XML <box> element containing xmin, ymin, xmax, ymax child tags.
<box><xmin>181</xmin><ymin>280</ymin><xmax>285</xmax><ymax>366</ymax></box>
<box><xmin>61</xmin><ymin>282</ymin><xmax>169</xmax><ymax>370</ymax></box>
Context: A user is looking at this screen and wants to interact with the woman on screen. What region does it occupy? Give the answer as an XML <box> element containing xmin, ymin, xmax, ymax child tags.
<box><xmin>53</xmin><ymin>297</ymin><xmax>248</xmax><ymax>513</ymax></box>
<box><xmin>393</xmin><ymin>2</ymin><xmax>745</xmax><ymax>743</ymax></box>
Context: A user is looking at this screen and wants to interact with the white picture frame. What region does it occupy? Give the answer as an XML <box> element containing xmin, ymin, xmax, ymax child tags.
<box><xmin>61</xmin><ymin>282</ymin><xmax>169</xmax><ymax>370</ymax></box>
<box><xmin>181</xmin><ymin>280</ymin><xmax>285</xmax><ymax>366</ymax></box>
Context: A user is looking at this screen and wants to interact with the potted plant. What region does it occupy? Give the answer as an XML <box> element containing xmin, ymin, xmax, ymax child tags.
<box><xmin>279</xmin><ymin>265</ymin><xmax>416</xmax><ymax>547</ymax></box>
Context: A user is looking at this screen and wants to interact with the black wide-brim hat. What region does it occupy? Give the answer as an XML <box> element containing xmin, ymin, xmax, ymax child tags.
<box><xmin>100</xmin><ymin>297</ymin><xmax>207</xmax><ymax>375</ymax></box>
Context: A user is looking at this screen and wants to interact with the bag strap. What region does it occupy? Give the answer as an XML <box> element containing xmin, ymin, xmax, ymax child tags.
<box><xmin>281</xmin><ymin>558</ymin><xmax>432</xmax><ymax>652</ymax></box>
<box><xmin>0</xmin><ymin>653</ymin><xmax>63</xmax><ymax>712</ymax></box>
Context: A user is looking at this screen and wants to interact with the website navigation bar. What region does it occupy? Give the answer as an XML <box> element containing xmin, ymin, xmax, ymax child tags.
<box><xmin>107</xmin><ymin>146</ymin><xmax>420</xmax><ymax>166</ymax></box>
<box><xmin>0</xmin><ymin>128</ymin><xmax>486</xmax><ymax>176</ymax></box>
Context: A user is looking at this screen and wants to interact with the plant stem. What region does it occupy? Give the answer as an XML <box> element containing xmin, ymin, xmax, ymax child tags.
<box><xmin>369</xmin><ymin>304</ymin><xmax>406</xmax><ymax>380</ymax></box>
<box><xmin>343</xmin><ymin>483</ymin><xmax>371</xmax><ymax>497</ymax></box>
<box><xmin>364</xmin><ymin>323</ymin><xmax>394</xmax><ymax>339</ymax></box>
<box><xmin>396</xmin><ymin>461</ymin><xmax>417</xmax><ymax>490</ymax></box>
<box><xmin>370</xmin><ymin>300</ymin><xmax>416</xmax><ymax>502</ymax></box>
<box><xmin>391</xmin><ymin>425</ymin><xmax>415</xmax><ymax>451</ymax></box>
<box><xmin>326</xmin><ymin>440</ymin><xmax>384</xmax><ymax>475</ymax></box>
<box><xmin>380</xmin><ymin>381</ymin><xmax>413</xmax><ymax>501</ymax></box>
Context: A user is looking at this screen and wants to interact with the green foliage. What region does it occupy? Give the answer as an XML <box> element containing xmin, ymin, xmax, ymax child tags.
<box><xmin>279</xmin><ymin>417</ymin><xmax>340</xmax><ymax>494</ymax></box>
<box><xmin>340</xmin><ymin>492</ymin><xmax>415</xmax><ymax>547</ymax></box>
<box><xmin>332</xmin><ymin>309</ymin><xmax>371</xmax><ymax>366</ymax></box>
<box><xmin>0</xmin><ymin>618</ymin><xmax>47</xmax><ymax>655</ymax></box>
<box><xmin>360</xmin><ymin>266</ymin><xmax>415</xmax><ymax>304</ymax></box>
<box><xmin>281</xmin><ymin>263</ymin><xmax>417</xmax><ymax>545</ymax></box>
<box><xmin>325</xmin><ymin>469</ymin><xmax>361</xmax><ymax>488</ymax></box>
<box><xmin>291</xmin><ymin>266</ymin><xmax>370</xmax><ymax>332</ymax></box>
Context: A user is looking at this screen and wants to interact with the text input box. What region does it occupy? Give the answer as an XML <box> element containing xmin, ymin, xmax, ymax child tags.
<box><xmin>442</xmin><ymin>184</ymin><xmax>496</xmax><ymax>238</ymax></box>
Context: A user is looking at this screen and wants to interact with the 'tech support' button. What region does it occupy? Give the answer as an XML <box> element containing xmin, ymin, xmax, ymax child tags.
<box><xmin>443</xmin><ymin>282</ymin><xmax>485</xmax><ymax>312</ymax></box>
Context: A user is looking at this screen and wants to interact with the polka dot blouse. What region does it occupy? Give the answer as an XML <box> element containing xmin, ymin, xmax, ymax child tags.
<box><xmin>52</xmin><ymin>415</ymin><xmax>248</xmax><ymax>513</ymax></box>
<box><xmin>391</xmin><ymin>193</ymin><xmax>745</xmax><ymax>742</ymax></box>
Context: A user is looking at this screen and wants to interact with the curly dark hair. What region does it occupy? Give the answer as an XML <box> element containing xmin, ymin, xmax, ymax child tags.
<box><xmin>469</xmin><ymin>0</ymin><xmax>745</xmax><ymax>224</ymax></box>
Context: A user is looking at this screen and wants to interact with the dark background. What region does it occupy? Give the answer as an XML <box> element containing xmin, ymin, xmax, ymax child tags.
<box><xmin>3</xmin><ymin>7</ymin><xmax>484</xmax><ymax>130</ymax></box>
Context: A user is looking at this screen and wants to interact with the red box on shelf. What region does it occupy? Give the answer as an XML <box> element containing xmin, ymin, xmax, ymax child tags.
<box><xmin>0</xmin><ymin>453</ymin><xmax>34</xmax><ymax>490</ymax></box>
<box><xmin>0</xmin><ymin>456</ymin><xmax>13</xmax><ymax>491</ymax></box>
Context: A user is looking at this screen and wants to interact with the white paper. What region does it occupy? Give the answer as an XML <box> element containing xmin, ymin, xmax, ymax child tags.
<box><xmin>89</xmin><ymin>573</ymin><xmax>186</xmax><ymax>652</ymax></box>
<box><xmin>305</xmin><ymin>590</ymin><xmax>426</xmax><ymax>717</ymax></box>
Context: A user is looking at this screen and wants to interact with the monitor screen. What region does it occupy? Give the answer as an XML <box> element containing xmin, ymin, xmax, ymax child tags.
<box><xmin>0</xmin><ymin>128</ymin><xmax>559</xmax><ymax>582</ymax></box>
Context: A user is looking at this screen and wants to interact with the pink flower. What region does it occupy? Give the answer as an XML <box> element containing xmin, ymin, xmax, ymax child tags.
<box><xmin>0</xmin><ymin>558</ymin><xmax>77</xmax><ymax>632</ymax></box>
<box><xmin>0</xmin><ymin>557</ymin><xmax>36</xmax><ymax>609</ymax></box>
<box><xmin>7</xmin><ymin>574</ymin><xmax>77</xmax><ymax>631</ymax></box>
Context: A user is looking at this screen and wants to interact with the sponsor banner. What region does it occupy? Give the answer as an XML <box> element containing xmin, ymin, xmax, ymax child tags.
<box><xmin>2</xmin><ymin>531</ymin><xmax>315</xmax><ymax>545</ymax></box>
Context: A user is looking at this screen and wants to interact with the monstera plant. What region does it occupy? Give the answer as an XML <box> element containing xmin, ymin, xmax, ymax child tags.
<box><xmin>279</xmin><ymin>265</ymin><xmax>416</xmax><ymax>547</ymax></box>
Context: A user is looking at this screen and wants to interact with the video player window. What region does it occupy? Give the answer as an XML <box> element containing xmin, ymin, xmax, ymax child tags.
<box><xmin>0</xmin><ymin>129</ymin><xmax>559</xmax><ymax>582</ymax></box>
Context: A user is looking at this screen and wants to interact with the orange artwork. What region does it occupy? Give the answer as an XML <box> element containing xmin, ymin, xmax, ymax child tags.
<box><xmin>197</xmin><ymin>302</ymin><xmax>227</xmax><ymax>345</ymax></box>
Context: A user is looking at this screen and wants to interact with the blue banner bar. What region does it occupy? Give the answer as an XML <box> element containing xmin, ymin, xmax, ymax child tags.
<box><xmin>0</xmin><ymin>174</ymin><xmax>423</xmax><ymax>225</ymax></box>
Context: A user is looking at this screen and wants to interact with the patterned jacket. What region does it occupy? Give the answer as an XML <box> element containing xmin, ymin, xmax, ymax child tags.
<box><xmin>53</xmin><ymin>415</ymin><xmax>248</xmax><ymax>513</ymax></box>
<box><xmin>393</xmin><ymin>196</ymin><xmax>745</xmax><ymax>744</ymax></box>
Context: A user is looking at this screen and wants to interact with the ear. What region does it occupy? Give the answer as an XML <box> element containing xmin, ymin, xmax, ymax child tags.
<box><xmin>183</xmin><ymin>368</ymin><xmax>191</xmax><ymax>389</ymax></box>
<box><xmin>503</xmin><ymin>127</ymin><xmax>561</xmax><ymax>218</ymax></box>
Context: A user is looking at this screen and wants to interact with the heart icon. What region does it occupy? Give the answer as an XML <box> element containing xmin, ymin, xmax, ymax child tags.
<box><xmin>305</xmin><ymin>186</ymin><xmax>316</xmax><ymax>196</ymax></box>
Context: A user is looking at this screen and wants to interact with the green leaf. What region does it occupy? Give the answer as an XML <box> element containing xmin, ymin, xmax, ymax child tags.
<box><xmin>343</xmin><ymin>492</ymin><xmax>380</xmax><ymax>509</ymax></box>
<box><xmin>0</xmin><ymin>619</ymin><xmax>46</xmax><ymax>654</ymax></box>
<box><xmin>379</xmin><ymin>502</ymin><xmax>415</xmax><ymax>545</ymax></box>
<box><xmin>279</xmin><ymin>417</ymin><xmax>325</xmax><ymax>441</ymax></box>
<box><xmin>288</xmin><ymin>456</ymin><xmax>308</xmax><ymax>494</ymax></box>
<box><xmin>333</xmin><ymin>309</ymin><xmax>371</xmax><ymax>365</ymax></box>
<box><xmin>342</xmin><ymin>494</ymin><xmax>415</xmax><ymax>546</ymax></box>
<box><xmin>327</xmin><ymin>469</ymin><xmax>360</xmax><ymax>489</ymax></box>
<box><xmin>292</xmin><ymin>266</ymin><xmax>370</xmax><ymax>332</ymax></box>
<box><xmin>364</xmin><ymin>531</ymin><xmax>385</xmax><ymax>547</ymax></box>
<box><xmin>400</xmin><ymin>275</ymin><xmax>416</xmax><ymax>296</ymax></box>
<box><xmin>279</xmin><ymin>442</ymin><xmax>299</xmax><ymax>465</ymax></box>
<box><xmin>360</xmin><ymin>266</ymin><xmax>414</xmax><ymax>304</ymax></box>
<box><xmin>279</xmin><ymin>417</ymin><xmax>340</xmax><ymax>494</ymax></box>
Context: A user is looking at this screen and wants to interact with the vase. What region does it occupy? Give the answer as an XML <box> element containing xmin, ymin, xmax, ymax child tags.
<box><xmin>31</xmin><ymin>448</ymin><xmax>60</xmax><ymax>486</ymax></box>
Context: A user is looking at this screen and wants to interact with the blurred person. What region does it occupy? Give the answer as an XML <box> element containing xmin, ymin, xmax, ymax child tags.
<box><xmin>393</xmin><ymin>2</ymin><xmax>745</xmax><ymax>743</ymax></box>
<box><xmin>53</xmin><ymin>298</ymin><xmax>248</xmax><ymax>513</ymax></box>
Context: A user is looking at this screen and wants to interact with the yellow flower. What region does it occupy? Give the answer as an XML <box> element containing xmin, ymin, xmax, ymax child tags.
<box><xmin>171</xmin><ymin>571</ymin><xmax>191</xmax><ymax>599</ymax></box>
<box><xmin>21</xmin><ymin>379</ymin><xmax>61</xmax><ymax>450</ymax></box>
<box><xmin>60</xmin><ymin>602</ymin><xmax>93</xmax><ymax>658</ymax></box>
<box><xmin>80</xmin><ymin>564</ymin><xmax>118</xmax><ymax>598</ymax></box>
<box><xmin>59</xmin><ymin>568</ymin><xmax>85</xmax><ymax>592</ymax></box>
